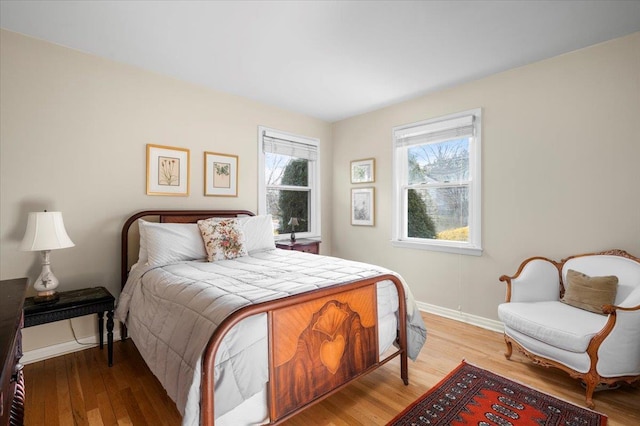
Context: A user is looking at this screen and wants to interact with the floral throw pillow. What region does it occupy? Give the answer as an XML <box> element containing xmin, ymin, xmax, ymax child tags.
<box><xmin>197</xmin><ymin>218</ymin><xmax>248</xmax><ymax>261</ymax></box>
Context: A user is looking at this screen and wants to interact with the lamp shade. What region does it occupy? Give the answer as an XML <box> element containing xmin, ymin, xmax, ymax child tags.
<box><xmin>19</xmin><ymin>211</ymin><xmax>75</xmax><ymax>251</ymax></box>
<box><xmin>288</xmin><ymin>217</ymin><xmax>299</xmax><ymax>227</ymax></box>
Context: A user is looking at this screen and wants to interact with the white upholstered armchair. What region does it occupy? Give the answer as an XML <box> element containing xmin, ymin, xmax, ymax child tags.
<box><xmin>498</xmin><ymin>249</ymin><xmax>640</xmax><ymax>408</ymax></box>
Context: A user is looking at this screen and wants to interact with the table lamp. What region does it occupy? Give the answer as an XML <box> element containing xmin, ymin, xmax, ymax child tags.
<box><xmin>288</xmin><ymin>217</ymin><xmax>299</xmax><ymax>242</ymax></box>
<box><xmin>20</xmin><ymin>210</ymin><xmax>75</xmax><ymax>302</ymax></box>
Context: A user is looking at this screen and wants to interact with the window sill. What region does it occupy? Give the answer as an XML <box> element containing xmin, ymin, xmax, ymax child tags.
<box><xmin>391</xmin><ymin>239</ymin><xmax>483</xmax><ymax>256</ymax></box>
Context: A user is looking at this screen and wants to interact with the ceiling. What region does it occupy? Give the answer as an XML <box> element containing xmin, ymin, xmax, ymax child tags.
<box><xmin>2</xmin><ymin>1</ymin><xmax>639</xmax><ymax>122</ymax></box>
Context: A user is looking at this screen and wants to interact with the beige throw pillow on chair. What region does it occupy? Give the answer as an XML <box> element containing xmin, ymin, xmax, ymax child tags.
<box><xmin>561</xmin><ymin>269</ymin><xmax>618</xmax><ymax>314</ymax></box>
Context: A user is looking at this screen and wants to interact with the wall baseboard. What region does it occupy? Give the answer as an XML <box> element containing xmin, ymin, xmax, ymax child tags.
<box><xmin>21</xmin><ymin>329</ymin><xmax>122</xmax><ymax>365</ymax></box>
<box><xmin>416</xmin><ymin>301</ymin><xmax>504</xmax><ymax>334</ymax></box>
<box><xmin>22</xmin><ymin>304</ymin><xmax>502</xmax><ymax>364</ymax></box>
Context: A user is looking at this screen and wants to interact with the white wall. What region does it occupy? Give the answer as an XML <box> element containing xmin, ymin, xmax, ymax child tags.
<box><xmin>331</xmin><ymin>33</ymin><xmax>640</xmax><ymax>321</ymax></box>
<box><xmin>0</xmin><ymin>30</ymin><xmax>333</xmax><ymax>351</ymax></box>
<box><xmin>3</xmin><ymin>28</ymin><xmax>639</xmax><ymax>356</ymax></box>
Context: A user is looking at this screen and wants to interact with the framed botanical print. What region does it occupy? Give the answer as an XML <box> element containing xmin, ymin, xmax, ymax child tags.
<box><xmin>146</xmin><ymin>144</ymin><xmax>190</xmax><ymax>196</ymax></box>
<box><xmin>204</xmin><ymin>151</ymin><xmax>238</xmax><ymax>197</ymax></box>
<box><xmin>351</xmin><ymin>187</ymin><xmax>375</xmax><ymax>226</ymax></box>
<box><xmin>351</xmin><ymin>158</ymin><xmax>375</xmax><ymax>184</ymax></box>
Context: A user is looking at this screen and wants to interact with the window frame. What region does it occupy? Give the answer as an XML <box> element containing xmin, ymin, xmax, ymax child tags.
<box><xmin>391</xmin><ymin>108</ymin><xmax>482</xmax><ymax>256</ymax></box>
<box><xmin>258</xmin><ymin>126</ymin><xmax>321</xmax><ymax>241</ymax></box>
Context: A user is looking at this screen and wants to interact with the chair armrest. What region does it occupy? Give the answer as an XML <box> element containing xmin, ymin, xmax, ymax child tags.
<box><xmin>499</xmin><ymin>257</ymin><xmax>561</xmax><ymax>303</ymax></box>
<box><xmin>602</xmin><ymin>303</ymin><xmax>640</xmax><ymax>315</ymax></box>
<box><xmin>595</xmin><ymin>301</ymin><xmax>640</xmax><ymax>377</ymax></box>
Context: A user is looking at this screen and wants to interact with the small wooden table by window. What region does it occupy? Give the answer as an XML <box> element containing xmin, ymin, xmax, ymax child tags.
<box><xmin>276</xmin><ymin>239</ymin><xmax>321</xmax><ymax>254</ymax></box>
<box><xmin>23</xmin><ymin>287</ymin><xmax>115</xmax><ymax>367</ymax></box>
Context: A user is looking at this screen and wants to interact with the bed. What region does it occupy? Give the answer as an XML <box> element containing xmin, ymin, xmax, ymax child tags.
<box><xmin>116</xmin><ymin>210</ymin><xmax>427</xmax><ymax>425</ymax></box>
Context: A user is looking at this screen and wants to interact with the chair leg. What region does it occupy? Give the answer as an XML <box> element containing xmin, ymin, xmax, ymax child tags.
<box><xmin>504</xmin><ymin>337</ymin><xmax>513</xmax><ymax>360</ymax></box>
<box><xmin>583</xmin><ymin>376</ymin><xmax>597</xmax><ymax>409</ymax></box>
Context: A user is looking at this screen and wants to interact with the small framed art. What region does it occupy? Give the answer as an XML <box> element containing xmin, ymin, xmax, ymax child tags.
<box><xmin>146</xmin><ymin>144</ymin><xmax>190</xmax><ymax>196</ymax></box>
<box><xmin>351</xmin><ymin>187</ymin><xmax>375</xmax><ymax>226</ymax></box>
<box><xmin>204</xmin><ymin>151</ymin><xmax>238</xmax><ymax>197</ymax></box>
<box><xmin>350</xmin><ymin>158</ymin><xmax>375</xmax><ymax>184</ymax></box>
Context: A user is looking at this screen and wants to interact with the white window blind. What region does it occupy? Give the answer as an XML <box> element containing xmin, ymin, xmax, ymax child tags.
<box><xmin>394</xmin><ymin>115</ymin><xmax>475</xmax><ymax>147</ymax></box>
<box><xmin>262</xmin><ymin>132</ymin><xmax>318</xmax><ymax>160</ymax></box>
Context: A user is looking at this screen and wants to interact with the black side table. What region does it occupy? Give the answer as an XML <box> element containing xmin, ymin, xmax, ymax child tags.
<box><xmin>23</xmin><ymin>286</ymin><xmax>115</xmax><ymax>367</ymax></box>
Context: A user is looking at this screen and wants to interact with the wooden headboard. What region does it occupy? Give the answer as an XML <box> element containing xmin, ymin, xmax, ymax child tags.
<box><xmin>120</xmin><ymin>210</ymin><xmax>255</xmax><ymax>289</ymax></box>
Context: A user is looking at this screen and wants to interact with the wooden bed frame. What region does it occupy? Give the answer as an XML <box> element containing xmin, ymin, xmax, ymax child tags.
<box><xmin>121</xmin><ymin>210</ymin><xmax>409</xmax><ymax>425</ymax></box>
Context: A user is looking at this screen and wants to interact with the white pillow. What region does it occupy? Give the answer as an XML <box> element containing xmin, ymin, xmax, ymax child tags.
<box><xmin>239</xmin><ymin>215</ymin><xmax>276</xmax><ymax>253</ymax></box>
<box><xmin>137</xmin><ymin>219</ymin><xmax>149</xmax><ymax>265</ymax></box>
<box><xmin>141</xmin><ymin>220</ymin><xmax>207</xmax><ymax>266</ymax></box>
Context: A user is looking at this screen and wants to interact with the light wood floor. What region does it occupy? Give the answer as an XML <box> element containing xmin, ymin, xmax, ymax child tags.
<box><xmin>24</xmin><ymin>312</ymin><xmax>640</xmax><ymax>425</ymax></box>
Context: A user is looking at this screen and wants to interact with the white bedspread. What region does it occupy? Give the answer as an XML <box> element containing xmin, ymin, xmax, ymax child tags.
<box><xmin>116</xmin><ymin>249</ymin><xmax>426</xmax><ymax>425</ymax></box>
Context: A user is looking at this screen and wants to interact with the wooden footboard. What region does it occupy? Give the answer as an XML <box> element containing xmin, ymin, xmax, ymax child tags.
<box><xmin>121</xmin><ymin>210</ymin><xmax>409</xmax><ymax>426</ymax></box>
<box><xmin>270</xmin><ymin>285</ymin><xmax>378</xmax><ymax>420</ymax></box>
<box><xmin>200</xmin><ymin>274</ymin><xmax>408</xmax><ymax>426</ymax></box>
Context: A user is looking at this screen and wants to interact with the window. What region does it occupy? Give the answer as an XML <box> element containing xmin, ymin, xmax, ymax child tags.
<box><xmin>258</xmin><ymin>126</ymin><xmax>321</xmax><ymax>239</ymax></box>
<box><xmin>392</xmin><ymin>109</ymin><xmax>482</xmax><ymax>256</ymax></box>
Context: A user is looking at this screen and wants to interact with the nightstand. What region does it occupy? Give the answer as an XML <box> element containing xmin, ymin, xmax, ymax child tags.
<box><xmin>1</xmin><ymin>278</ymin><xmax>27</xmax><ymax>426</ymax></box>
<box><xmin>276</xmin><ymin>239</ymin><xmax>321</xmax><ymax>254</ymax></box>
<box><xmin>23</xmin><ymin>286</ymin><xmax>115</xmax><ymax>367</ymax></box>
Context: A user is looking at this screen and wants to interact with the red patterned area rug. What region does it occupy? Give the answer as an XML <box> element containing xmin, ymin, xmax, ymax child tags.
<box><xmin>387</xmin><ymin>361</ymin><xmax>607</xmax><ymax>426</ymax></box>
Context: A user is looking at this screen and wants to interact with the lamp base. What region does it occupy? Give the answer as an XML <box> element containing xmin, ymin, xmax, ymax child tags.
<box><xmin>34</xmin><ymin>292</ymin><xmax>59</xmax><ymax>304</ymax></box>
<box><xmin>33</xmin><ymin>250</ymin><xmax>61</xmax><ymax>300</ymax></box>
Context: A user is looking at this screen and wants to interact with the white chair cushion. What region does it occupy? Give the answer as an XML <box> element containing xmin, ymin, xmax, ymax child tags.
<box><xmin>498</xmin><ymin>301</ymin><xmax>608</xmax><ymax>353</ymax></box>
<box><xmin>503</xmin><ymin>326</ymin><xmax>592</xmax><ymax>373</ymax></box>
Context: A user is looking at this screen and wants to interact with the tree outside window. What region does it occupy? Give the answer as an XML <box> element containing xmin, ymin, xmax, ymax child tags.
<box><xmin>259</xmin><ymin>127</ymin><xmax>320</xmax><ymax>239</ymax></box>
<box><xmin>407</xmin><ymin>138</ymin><xmax>469</xmax><ymax>242</ymax></box>
<box><xmin>277</xmin><ymin>159</ymin><xmax>309</xmax><ymax>234</ymax></box>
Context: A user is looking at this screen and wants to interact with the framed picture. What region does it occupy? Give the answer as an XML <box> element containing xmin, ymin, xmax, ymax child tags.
<box><xmin>204</xmin><ymin>151</ymin><xmax>238</xmax><ymax>197</ymax></box>
<box><xmin>146</xmin><ymin>144</ymin><xmax>190</xmax><ymax>196</ymax></box>
<box><xmin>351</xmin><ymin>158</ymin><xmax>375</xmax><ymax>184</ymax></box>
<box><xmin>351</xmin><ymin>187</ymin><xmax>375</xmax><ymax>226</ymax></box>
